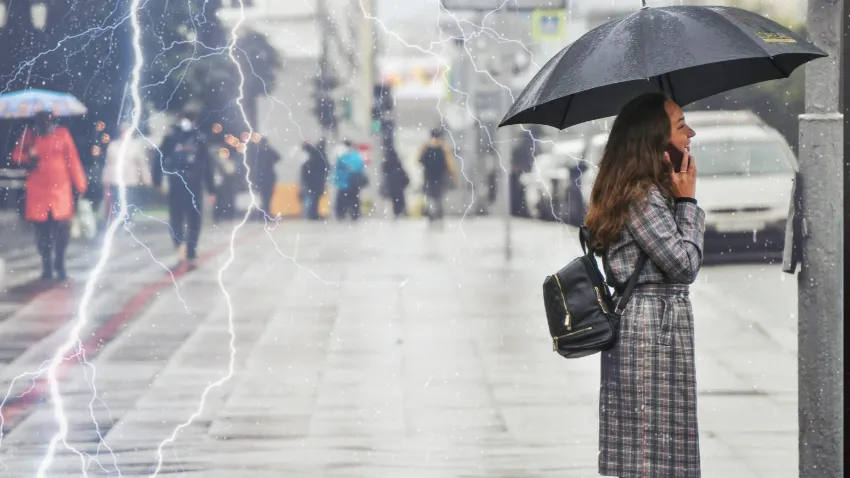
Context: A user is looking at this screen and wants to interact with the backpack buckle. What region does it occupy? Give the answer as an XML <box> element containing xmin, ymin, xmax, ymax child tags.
<box><xmin>614</xmin><ymin>299</ymin><xmax>626</xmax><ymax>315</ymax></box>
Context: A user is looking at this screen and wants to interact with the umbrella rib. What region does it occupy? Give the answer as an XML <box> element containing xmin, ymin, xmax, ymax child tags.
<box><xmin>638</xmin><ymin>9</ymin><xmax>650</xmax><ymax>81</ymax></box>
<box><xmin>558</xmin><ymin>94</ymin><xmax>574</xmax><ymax>130</ymax></box>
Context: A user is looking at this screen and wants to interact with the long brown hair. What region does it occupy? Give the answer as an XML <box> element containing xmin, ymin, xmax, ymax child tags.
<box><xmin>584</xmin><ymin>93</ymin><xmax>675</xmax><ymax>253</ymax></box>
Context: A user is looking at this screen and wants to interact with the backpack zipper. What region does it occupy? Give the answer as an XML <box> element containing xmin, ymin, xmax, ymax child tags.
<box><xmin>553</xmin><ymin>275</ymin><xmax>571</xmax><ymax>330</ymax></box>
<box><xmin>564</xmin><ymin>326</ymin><xmax>593</xmax><ymax>337</ymax></box>
<box><xmin>594</xmin><ymin>287</ymin><xmax>608</xmax><ymax>314</ymax></box>
<box><xmin>553</xmin><ymin>327</ymin><xmax>594</xmax><ymax>352</ymax></box>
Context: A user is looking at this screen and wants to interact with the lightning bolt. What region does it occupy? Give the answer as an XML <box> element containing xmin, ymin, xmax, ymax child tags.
<box><xmin>358</xmin><ymin>0</ymin><xmax>578</xmax><ymax>235</ymax></box>
<box><xmin>33</xmin><ymin>0</ymin><xmax>147</xmax><ymax>473</ymax></box>
<box><xmin>0</xmin><ymin>1</ymin><xmax>583</xmax><ymax>475</ymax></box>
<box><xmin>149</xmin><ymin>0</ymin><xmax>255</xmax><ymax>473</ymax></box>
<box><xmin>437</xmin><ymin>1</ymin><xmax>589</xmax><ymax>231</ymax></box>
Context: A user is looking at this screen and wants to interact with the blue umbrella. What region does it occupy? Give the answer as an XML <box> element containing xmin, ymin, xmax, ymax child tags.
<box><xmin>0</xmin><ymin>89</ymin><xmax>88</xmax><ymax>119</ymax></box>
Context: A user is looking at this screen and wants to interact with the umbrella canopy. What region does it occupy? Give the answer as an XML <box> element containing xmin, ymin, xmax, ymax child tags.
<box><xmin>500</xmin><ymin>5</ymin><xmax>827</xmax><ymax>130</ymax></box>
<box><xmin>0</xmin><ymin>89</ymin><xmax>88</xmax><ymax>119</ymax></box>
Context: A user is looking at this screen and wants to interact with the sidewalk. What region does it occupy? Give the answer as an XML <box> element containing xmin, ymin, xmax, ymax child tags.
<box><xmin>0</xmin><ymin>217</ymin><xmax>798</xmax><ymax>477</ymax></box>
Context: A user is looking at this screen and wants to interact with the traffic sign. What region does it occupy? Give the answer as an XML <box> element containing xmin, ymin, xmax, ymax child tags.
<box><xmin>532</xmin><ymin>9</ymin><xmax>565</xmax><ymax>41</ymax></box>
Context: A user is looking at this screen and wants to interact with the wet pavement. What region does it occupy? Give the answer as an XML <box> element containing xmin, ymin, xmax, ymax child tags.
<box><xmin>0</xmin><ymin>216</ymin><xmax>798</xmax><ymax>477</ymax></box>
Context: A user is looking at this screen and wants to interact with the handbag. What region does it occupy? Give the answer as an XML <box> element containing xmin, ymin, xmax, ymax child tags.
<box><xmin>542</xmin><ymin>225</ymin><xmax>648</xmax><ymax>359</ymax></box>
<box><xmin>75</xmin><ymin>198</ymin><xmax>97</xmax><ymax>240</ymax></box>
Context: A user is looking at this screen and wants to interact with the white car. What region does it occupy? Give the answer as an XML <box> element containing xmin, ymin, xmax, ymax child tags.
<box><xmin>520</xmin><ymin>138</ymin><xmax>586</xmax><ymax>223</ymax></box>
<box><xmin>688</xmin><ymin>125</ymin><xmax>796</xmax><ymax>254</ymax></box>
<box><xmin>578</xmin><ymin>110</ymin><xmax>769</xmax><ymax>205</ymax></box>
<box><xmin>577</xmin><ymin>121</ymin><xmax>796</xmax><ymax>255</ymax></box>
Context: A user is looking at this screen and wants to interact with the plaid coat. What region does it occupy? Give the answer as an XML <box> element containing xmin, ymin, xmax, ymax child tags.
<box><xmin>597</xmin><ymin>185</ymin><xmax>706</xmax><ymax>478</ymax></box>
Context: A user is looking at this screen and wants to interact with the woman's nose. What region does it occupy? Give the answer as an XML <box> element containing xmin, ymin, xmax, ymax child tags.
<box><xmin>688</xmin><ymin>127</ymin><xmax>696</xmax><ymax>138</ymax></box>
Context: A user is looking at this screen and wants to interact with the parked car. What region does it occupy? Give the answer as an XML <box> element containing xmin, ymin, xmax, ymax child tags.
<box><xmin>575</xmin><ymin>118</ymin><xmax>796</xmax><ymax>255</ymax></box>
<box><xmin>688</xmin><ymin>124</ymin><xmax>797</xmax><ymax>254</ymax></box>
<box><xmin>578</xmin><ymin>109</ymin><xmax>774</xmax><ymax>208</ymax></box>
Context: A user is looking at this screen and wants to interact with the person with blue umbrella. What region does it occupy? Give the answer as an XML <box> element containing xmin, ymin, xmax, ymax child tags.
<box><xmin>11</xmin><ymin>111</ymin><xmax>88</xmax><ymax>281</ymax></box>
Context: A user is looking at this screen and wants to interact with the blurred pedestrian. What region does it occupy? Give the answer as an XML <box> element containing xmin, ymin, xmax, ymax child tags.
<box><xmin>332</xmin><ymin>139</ymin><xmax>367</xmax><ymax>221</ymax></box>
<box><xmin>212</xmin><ymin>143</ymin><xmax>238</xmax><ymax>224</ymax></box>
<box><xmin>154</xmin><ymin>110</ymin><xmax>216</xmax><ymax>271</ymax></box>
<box><xmin>248</xmin><ymin>136</ymin><xmax>280</xmax><ymax>221</ymax></box>
<box><xmin>509</xmin><ymin>126</ymin><xmax>539</xmax><ymax>218</ymax></box>
<box><xmin>300</xmin><ymin>140</ymin><xmax>328</xmax><ymax>220</ymax></box>
<box><xmin>102</xmin><ymin>123</ymin><xmax>152</xmax><ymax>228</ymax></box>
<box><xmin>11</xmin><ymin>111</ymin><xmax>87</xmax><ymax>281</ymax></box>
<box><xmin>380</xmin><ymin>134</ymin><xmax>409</xmax><ymax>218</ymax></box>
<box><xmin>418</xmin><ymin>128</ymin><xmax>456</xmax><ymax>223</ymax></box>
<box><xmin>583</xmin><ymin>92</ymin><xmax>703</xmax><ymax>478</ymax></box>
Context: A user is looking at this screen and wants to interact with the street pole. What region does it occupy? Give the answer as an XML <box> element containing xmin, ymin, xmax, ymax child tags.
<box><xmin>793</xmin><ymin>0</ymin><xmax>844</xmax><ymax>476</ymax></box>
<box><xmin>360</xmin><ymin>0</ymin><xmax>375</xmax><ymax>134</ymax></box>
<box><xmin>317</xmin><ymin>0</ymin><xmax>331</xmax><ymax>143</ymax></box>
<box><xmin>359</xmin><ymin>0</ymin><xmax>380</xmax><ymax>214</ymax></box>
<box><xmin>489</xmin><ymin>50</ymin><xmax>513</xmax><ymax>261</ymax></box>
<box><xmin>501</xmin><ymin>85</ymin><xmax>512</xmax><ymax>261</ymax></box>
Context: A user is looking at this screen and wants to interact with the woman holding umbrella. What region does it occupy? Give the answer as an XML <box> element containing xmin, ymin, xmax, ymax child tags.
<box><xmin>12</xmin><ymin>111</ymin><xmax>87</xmax><ymax>281</ymax></box>
<box><xmin>584</xmin><ymin>93</ymin><xmax>702</xmax><ymax>477</ymax></box>
<box><xmin>499</xmin><ymin>4</ymin><xmax>828</xmax><ymax>477</ymax></box>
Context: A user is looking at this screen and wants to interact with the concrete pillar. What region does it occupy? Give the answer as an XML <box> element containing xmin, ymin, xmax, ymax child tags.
<box><xmin>797</xmin><ymin>0</ymin><xmax>844</xmax><ymax>476</ymax></box>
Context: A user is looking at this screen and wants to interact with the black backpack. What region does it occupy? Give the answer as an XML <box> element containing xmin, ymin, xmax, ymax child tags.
<box><xmin>542</xmin><ymin>225</ymin><xmax>647</xmax><ymax>359</ymax></box>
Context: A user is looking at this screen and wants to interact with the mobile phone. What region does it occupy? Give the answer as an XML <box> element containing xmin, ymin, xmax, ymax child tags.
<box><xmin>665</xmin><ymin>144</ymin><xmax>685</xmax><ymax>173</ymax></box>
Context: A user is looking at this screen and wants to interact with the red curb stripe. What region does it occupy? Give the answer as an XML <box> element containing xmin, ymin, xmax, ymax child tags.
<box><xmin>0</xmin><ymin>225</ymin><xmax>266</xmax><ymax>429</ymax></box>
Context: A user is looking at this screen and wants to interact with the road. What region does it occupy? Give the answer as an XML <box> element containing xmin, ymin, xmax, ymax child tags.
<box><xmin>0</xmin><ymin>215</ymin><xmax>798</xmax><ymax>477</ymax></box>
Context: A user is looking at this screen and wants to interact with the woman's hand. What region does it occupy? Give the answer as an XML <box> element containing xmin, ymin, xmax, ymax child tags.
<box><xmin>666</xmin><ymin>152</ymin><xmax>697</xmax><ymax>199</ymax></box>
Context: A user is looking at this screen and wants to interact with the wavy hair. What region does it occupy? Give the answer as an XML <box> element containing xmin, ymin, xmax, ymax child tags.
<box><xmin>584</xmin><ymin>93</ymin><xmax>675</xmax><ymax>253</ymax></box>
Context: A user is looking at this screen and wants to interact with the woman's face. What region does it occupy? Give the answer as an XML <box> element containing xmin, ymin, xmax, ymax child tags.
<box><xmin>664</xmin><ymin>100</ymin><xmax>695</xmax><ymax>154</ymax></box>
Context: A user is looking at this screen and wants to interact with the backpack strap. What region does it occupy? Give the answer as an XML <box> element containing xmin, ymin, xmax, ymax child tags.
<box><xmin>579</xmin><ymin>224</ymin><xmax>593</xmax><ymax>256</ymax></box>
<box><xmin>580</xmin><ymin>224</ymin><xmax>649</xmax><ymax>316</ymax></box>
<box><xmin>613</xmin><ymin>252</ymin><xmax>648</xmax><ymax>316</ymax></box>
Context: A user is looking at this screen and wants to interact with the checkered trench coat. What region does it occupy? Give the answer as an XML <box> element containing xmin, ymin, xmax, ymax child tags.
<box><xmin>598</xmin><ymin>185</ymin><xmax>706</xmax><ymax>478</ymax></box>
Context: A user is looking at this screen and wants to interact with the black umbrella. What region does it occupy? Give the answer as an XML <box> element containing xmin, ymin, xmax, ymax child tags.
<box><xmin>499</xmin><ymin>3</ymin><xmax>827</xmax><ymax>130</ymax></box>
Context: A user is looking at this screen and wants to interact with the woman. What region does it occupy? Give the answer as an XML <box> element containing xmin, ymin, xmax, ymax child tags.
<box><xmin>12</xmin><ymin>111</ymin><xmax>88</xmax><ymax>281</ymax></box>
<box><xmin>102</xmin><ymin>123</ymin><xmax>152</xmax><ymax>227</ymax></box>
<box><xmin>584</xmin><ymin>92</ymin><xmax>703</xmax><ymax>478</ymax></box>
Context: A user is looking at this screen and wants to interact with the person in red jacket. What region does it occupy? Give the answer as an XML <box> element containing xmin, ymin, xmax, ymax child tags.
<box><xmin>12</xmin><ymin>111</ymin><xmax>87</xmax><ymax>281</ymax></box>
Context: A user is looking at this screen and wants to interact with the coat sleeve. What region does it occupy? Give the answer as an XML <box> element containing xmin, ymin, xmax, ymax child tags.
<box><xmin>626</xmin><ymin>186</ymin><xmax>705</xmax><ymax>284</ymax></box>
<box><xmin>266</xmin><ymin>144</ymin><xmax>281</xmax><ymax>164</ymax></box>
<box><xmin>11</xmin><ymin>130</ymin><xmax>33</xmax><ymax>165</ymax></box>
<box><xmin>101</xmin><ymin>143</ymin><xmax>114</xmax><ymax>186</ymax></box>
<box><xmin>63</xmin><ymin>128</ymin><xmax>88</xmax><ymax>194</ymax></box>
<box><xmin>138</xmin><ymin>141</ymin><xmax>153</xmax><ymax>186</ymax></box>
<box><xmin>153</xmin><ymin>134</ymin><xmax>174</xmax><ymax>188</ymax></box>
